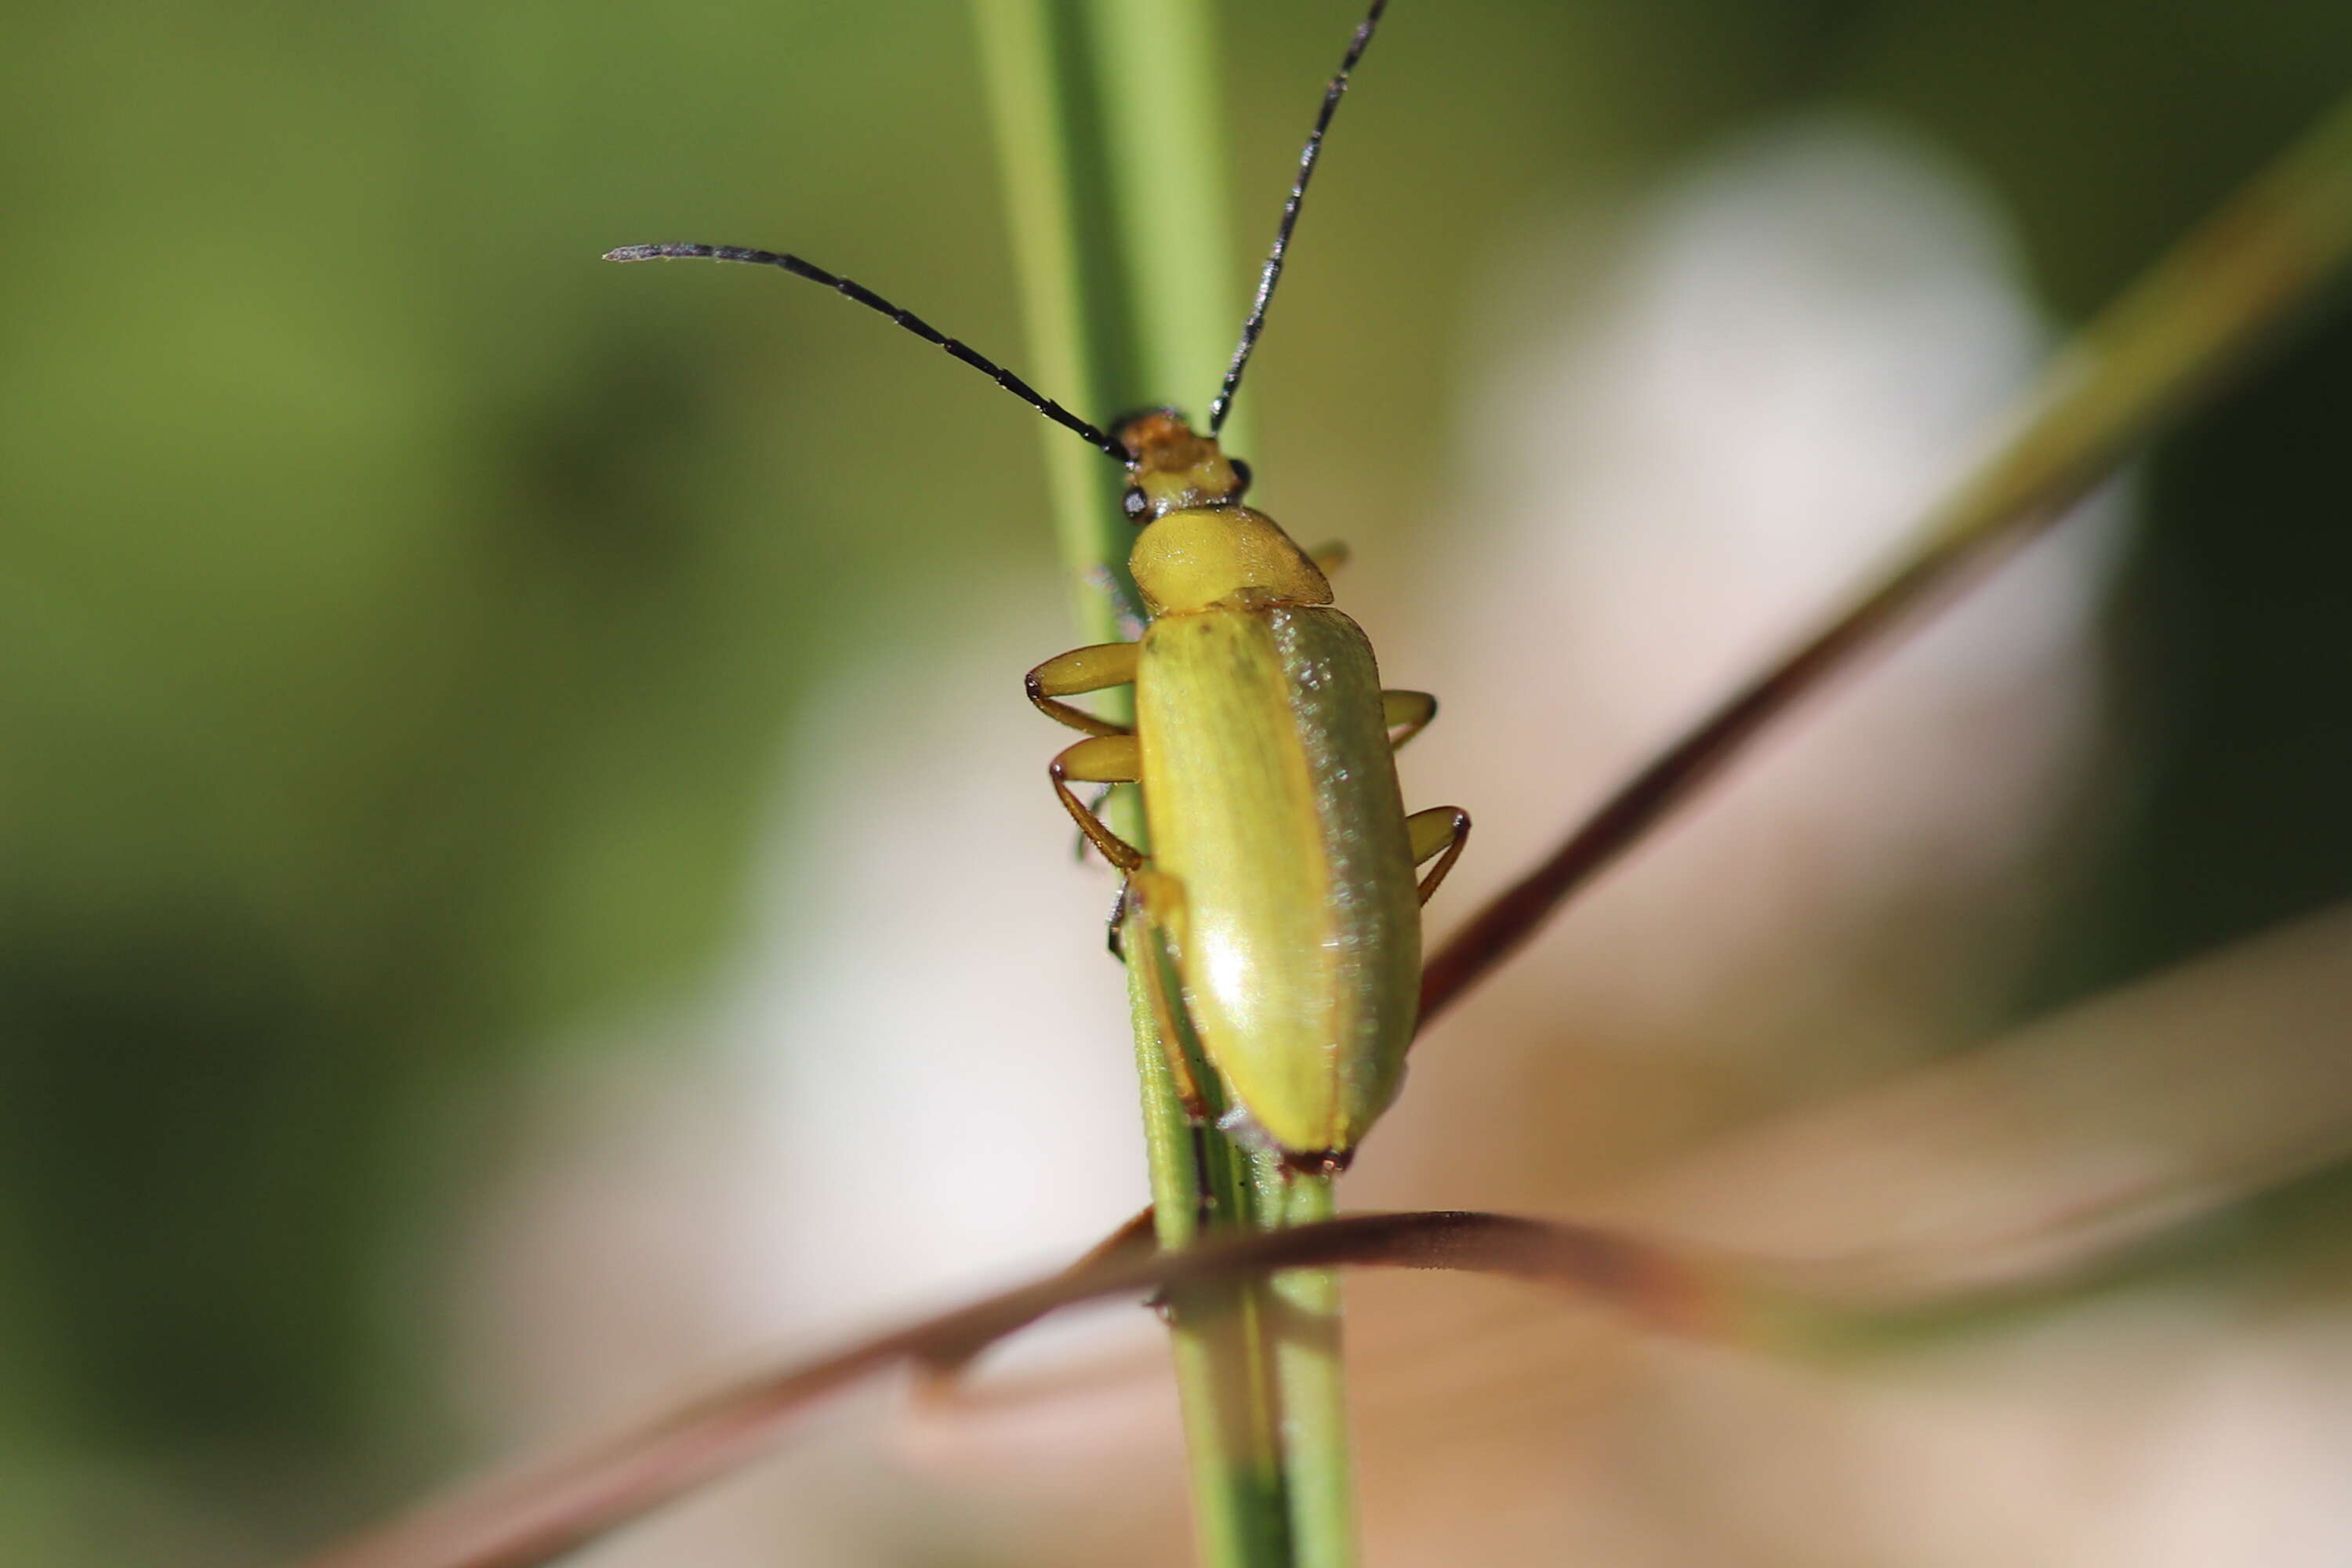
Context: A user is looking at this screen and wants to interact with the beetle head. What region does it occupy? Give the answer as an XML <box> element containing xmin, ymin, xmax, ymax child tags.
<box><xmin>1116</xmin><ymin>409</ymin><xmax>1252</xmax><ymax>522</ymax></box>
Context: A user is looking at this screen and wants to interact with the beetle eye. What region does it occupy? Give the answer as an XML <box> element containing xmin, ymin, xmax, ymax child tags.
<box><xmin>1121</xmin><ymin>486</ymin><xmax>1150</xmax><ymax>523</ymax></box>
<box><xmin>1228</xmin><ymin>458</ymin><xmax>1253</xmax><ymax>496</ymax></box>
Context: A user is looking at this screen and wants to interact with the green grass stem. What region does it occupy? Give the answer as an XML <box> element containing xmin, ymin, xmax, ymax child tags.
<box><xmin>971</xmin><ymin>3</ymin><xmax>1352</xmax><ymax>1565</ymax></box>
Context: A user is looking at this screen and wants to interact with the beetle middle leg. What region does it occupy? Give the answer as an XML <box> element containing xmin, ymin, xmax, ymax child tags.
<box><xmin>1074</xmin><ymin>784</ymin><xmax>1119</xmax><ymax>866</ymax></box>
<box><xmin>1049</xmin><ymin>735</ymin><xmax>1144</xmax><ymax>870</ymax></box>
<box><xmin>1406</xmin><ymin>805</ymin><xmax>1472</xmax><ymax>904</ymax></box>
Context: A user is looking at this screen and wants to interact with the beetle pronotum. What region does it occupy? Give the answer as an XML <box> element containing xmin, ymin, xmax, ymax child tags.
<box><xmin>611</xmin><ymin>0</ymin><xmax>1451</xmax><ymax>1174</ymax></box>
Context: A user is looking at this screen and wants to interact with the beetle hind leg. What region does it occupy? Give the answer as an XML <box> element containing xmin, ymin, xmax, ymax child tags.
<box><xmin>1406</xmin><ymin>804</ymin><xmax>1472</xmax><ymax>904</ymax></box>
<box><xmin>1121</xmin><ymin>869</ymin><xmax>1213</xmax><ymax>1124</ymax></box>
<box><xmin>1382</xmin><ymin>689</ymin><xmax>1438</xmax><ymax>750</ymax></box>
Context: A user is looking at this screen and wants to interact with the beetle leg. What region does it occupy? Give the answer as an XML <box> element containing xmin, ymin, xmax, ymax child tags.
<box><xmin>1073</xmin><ymin>784</ymin><xmax>1120</xmax><ymax>866</ymax></box>
<box><xmin>1406</xmin><ymin>805</ymin><xmax>1472</xmax><ymax>905</ymax></box>
<box><xmin>1382</xmin><ymin>689</ymin><xmax>1438</xmax><ymax>750</ymax></box>
<box><xmin>1308</xmin><ymin>539</ymin><xmax>1350</xmax><ymax>577</ymax></box>
<box><xmin>1121</xmin><ymin>868</ymin><xmax>1212</xmax><ymax>1123</ymax></box>
<box><xmin>1104</xmin><ymin>880</ymin><xmax>1131</xmax><ymax>958</ymax></box>
<box><xmin>1026</xmin><ymin>642</ymin><xmax>1141</xmax><ymax>738</ymax></box>
<box><xmin>1050</xmin><ymin>735</ymin><xmax>1145</xmax><ymax>870</ymax></box>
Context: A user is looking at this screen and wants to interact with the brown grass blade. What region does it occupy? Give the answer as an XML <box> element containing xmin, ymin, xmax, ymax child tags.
<box><xmin>1417</xmin><ymin>93</ymin><xmax>2352</xmax><ymax>1024</ymax></box>
<box><xmin>300</xmin><ymin>1211</ymin><xmax>1737</xmax><ymax>1568</ymax></box>
<box><xmin>907</xmin><ymin>902</ymin><xmax>2352</xmax><ymax>1467</ymax></box>
<box><xmin>1604</xmin><ymin>899</ymin><xmax>2352</xmax><ymax>1307</ymax></box>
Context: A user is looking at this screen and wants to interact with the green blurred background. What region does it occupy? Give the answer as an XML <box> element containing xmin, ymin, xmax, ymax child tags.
<box><xmin>2</xmin><ymin>0</ymin><xmax>2348</xmax><ymax>1560</ymax></box>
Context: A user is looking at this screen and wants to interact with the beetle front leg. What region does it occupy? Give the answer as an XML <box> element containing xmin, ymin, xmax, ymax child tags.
<box><xmin>1026</xmin><ymin>641</ymin><xmax>1140</xmax><ymax>738</ymax></box>
<box><xmin>1406</xmin><ymin>804</ymin><xmax>1472</xmax><ymax>905</ymax></box>
<box><xmin>1382</xmin><ymin>689</ymin><xmax>1438</xmax><ymax>750</ymax></box>
<box><xmin>1050</xmin><ymin>735</ymin><xmax>1145</xmax><ymax>870</ymax></box>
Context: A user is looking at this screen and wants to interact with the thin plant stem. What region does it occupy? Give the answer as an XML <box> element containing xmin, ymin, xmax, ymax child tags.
<box><xmin>1131</xmin><ymin>916</ymin><xmax>1289</xmax><ymax>1566</ymax></box>
<box><xmin>971</xmin><ymin>3</ymin><xmax>1348</xmax><ymax>1565</ymax></box>
<box><xmin>1081</xmin><ymin>0</ymin><xmax>1356</xmax><ymax>1552</ymax></box>
<box><xmin>1253</xmin><ymin>1162</ymin><xmax>1356</xmax><ymax>1567</ymax></box>
<box><xmin>968</xmin><ymin>0</ymin><xmax>1132</xmax><ymax>641</ymax></box>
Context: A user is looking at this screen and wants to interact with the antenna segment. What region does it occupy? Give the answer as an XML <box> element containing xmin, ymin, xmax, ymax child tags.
<box><xmin>1206</xmin><ymin>0</ymin><xmax>1392</xmax><ymax>436</ymax></box>
<box><xmin>604</xmin><ymin>243</ymin><xmax>1131</xmax><ymax>464</ymax></box>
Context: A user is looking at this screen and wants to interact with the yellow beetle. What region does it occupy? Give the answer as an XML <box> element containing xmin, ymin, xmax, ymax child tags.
<box><xmin>1026</xmin><ymin>410</ymin><xmax>1465</xmax><ymax>1171</ymax></box>
<box><xmin>1018</xmin><ymin>406</ymin><xmax>1464</xmax><ymax>1170</ymax></box>
<box><xmin>607</xmin><ymin>0</ymin><xmax>1451</xmax><ymax>1172</ymax></box>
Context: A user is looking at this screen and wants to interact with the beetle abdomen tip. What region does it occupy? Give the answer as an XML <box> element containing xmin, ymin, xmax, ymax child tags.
<box><xmin>1279</xmin><ymin>1146</ymin><xmax>1355</xmax><ymax>1179</ymax></box>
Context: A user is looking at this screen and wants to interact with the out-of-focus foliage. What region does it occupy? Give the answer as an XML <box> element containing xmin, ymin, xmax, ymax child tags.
<box><xmin>1</xmin><ymin>1</ymin><xmax>2348</xmax><ymax>1562</ymax></box>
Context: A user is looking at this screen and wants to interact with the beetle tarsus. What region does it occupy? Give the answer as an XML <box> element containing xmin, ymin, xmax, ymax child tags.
<box><xmin>1105</xmin><ymin>883</ymin><xmax>1130</xmax><ymax>960</ymax></box>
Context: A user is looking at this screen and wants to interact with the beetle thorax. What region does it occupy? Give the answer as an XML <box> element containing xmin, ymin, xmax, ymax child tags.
<box><xmin>1129</xmin><ymin>507</ymin><xmax>1334</xmax><ymax>616</ymax></box>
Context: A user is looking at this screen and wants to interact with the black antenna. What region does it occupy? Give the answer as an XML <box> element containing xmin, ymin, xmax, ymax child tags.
<box><xmin>604</xmin><ymin>243</ymin><xmax>1131</xmax><ymax>465</ymax></box>
<box><xmin>1207</xmin><ymin>0</ymin><xmax>1392</xmax><ymax>436</ymax></box>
